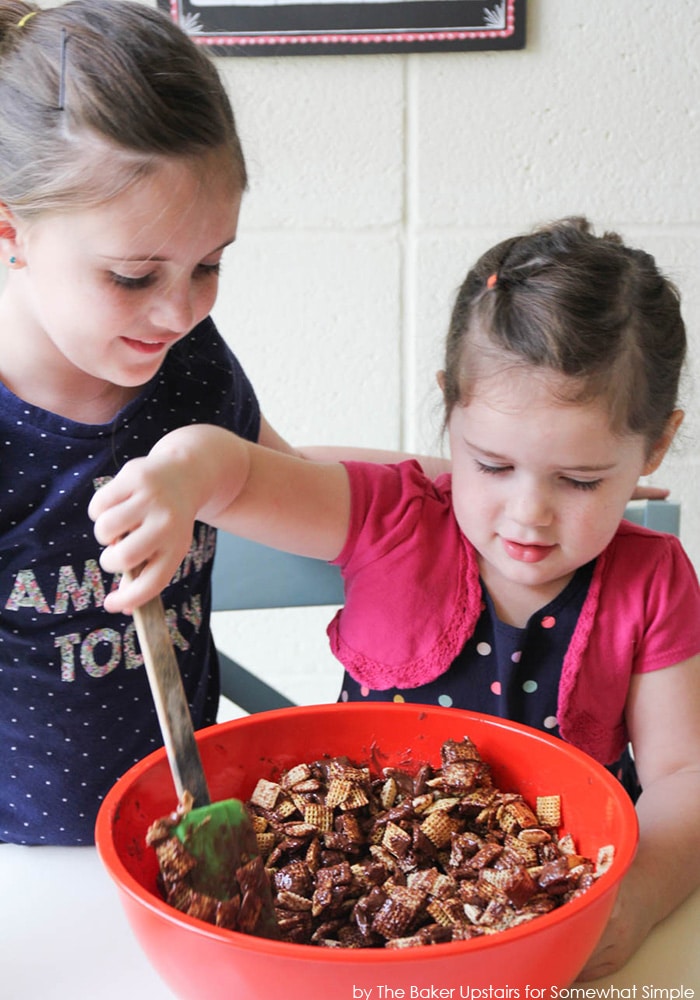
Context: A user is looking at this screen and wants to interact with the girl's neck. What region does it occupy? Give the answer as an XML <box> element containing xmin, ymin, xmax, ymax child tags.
<box><xmin>4</xmin><ymin>371</ymin><xmax>140</xmax><ymax>424</ymax></box>
<box><xmin>0</xmin><ymin>294</ymin><xmax>140</xmax><ymax>424</ymax></box>
<box><xmin>478</xmin><ymin>565</ymin><xmax>576</xmax><ymax>628</ymax></box>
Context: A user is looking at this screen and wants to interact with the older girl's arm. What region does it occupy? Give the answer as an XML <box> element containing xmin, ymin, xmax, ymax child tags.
<box><xmin>90</xmin><ymin>424</ymin><xmax>350</xmax><ymax>613</ymax></box>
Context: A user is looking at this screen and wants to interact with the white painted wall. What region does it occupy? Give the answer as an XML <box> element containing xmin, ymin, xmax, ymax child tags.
<box><xmin>207</xmin><ymin>0</ymin><xmax>700</xmax><ymax>712</ymax></box>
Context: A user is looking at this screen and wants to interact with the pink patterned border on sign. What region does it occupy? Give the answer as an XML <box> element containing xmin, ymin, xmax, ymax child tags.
<box><xmin>159</xmin><ymin>1</ymin><xmax>525</xmax><ymax>54</ymax></box>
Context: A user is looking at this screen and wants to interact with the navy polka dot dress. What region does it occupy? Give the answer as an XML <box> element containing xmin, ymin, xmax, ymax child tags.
<box><xmin>341</xmin><ymin>560</ymin><xmax>641</xmax><ymax>800</ymax></box>
<box><xmin>0</xmin><ymin>318</ymin><xmax>260</xmax><ymax>844</ymax></box>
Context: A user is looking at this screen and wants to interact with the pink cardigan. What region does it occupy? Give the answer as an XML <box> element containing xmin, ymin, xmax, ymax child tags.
<box><xmin>328</xmin><ymin>461</ymin><xmax>700</xmax><ymax>764</ymax></box>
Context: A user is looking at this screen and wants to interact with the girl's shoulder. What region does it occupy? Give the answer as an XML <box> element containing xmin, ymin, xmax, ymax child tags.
<box><xmin>161</xmin><ymin>317</ymin><xmax>260</xmax><ymax>441</ymax></box>
<box><xmin>601</xmin><ymin>519</ymin><xmax>699</xmax><ymax>607</ymax></box>
<box><xmin>343</xmin><ymin>459</ymin><xmax>453</xmax><ymax>508</ymax></box>
<box><xmin>611</xmin><ymin>517</ymin><xmax>690</xmax><ymax>561</ymax></box>
<box><xmin>338</xmin><ymin>460</ymin><xmax>455</xmax><ymax>560</ymax></box>
<box><xmin>166</xmin><ymin>316</ymin><xmax>232</xmax><ymax>371</ymax></box>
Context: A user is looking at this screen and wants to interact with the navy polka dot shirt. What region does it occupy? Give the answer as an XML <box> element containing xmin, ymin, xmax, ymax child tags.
<box><xmin>0</xmin><ymin>318</ymin><xmax>260</xmax><ymax>844</ymax></box>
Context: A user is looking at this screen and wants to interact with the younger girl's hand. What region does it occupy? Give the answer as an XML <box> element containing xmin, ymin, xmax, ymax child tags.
<box><xmin>88</xmin><ymin>454</ymin><xmax>199</xmax><ymax>614</ymax></box>
<box><xmin>576</xmin><ymin>857</ymin><xmax>655</xmax><ymax>981</ymax></box>
<box><xmin>630</xmin><ymin>483</ymin><xmax>669</xmax><ymax>501</ymax></box>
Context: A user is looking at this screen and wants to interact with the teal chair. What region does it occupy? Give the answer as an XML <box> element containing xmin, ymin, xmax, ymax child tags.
<box><xmin>621</xmin><ymin>499</ymin><xmax>680</xmax><ymax>533</ymax></box>
<box><xmin>212</xmin><ymin>536</ymin><xmax>343</xmax><ymax>713</ymax></box>
<box><xmin>213</xmin><ymin>500</ymin><xmax>679</xmax><ymax>713</ymax></box>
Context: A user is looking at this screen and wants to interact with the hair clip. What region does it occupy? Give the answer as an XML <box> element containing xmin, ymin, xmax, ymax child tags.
<box><xmin>486</xmin><ymin>272</ymin><xmax>498</xmax><ymax>290</ymax></box>
<box><xmin>16</xmin><ymin>11</ymin><xmax>38</xmax><ymax>29</ymax></box>
<box><xmin>57</xmin><ymin>28</ymin><xmax>68</xmax><ymax>111</ymax></box>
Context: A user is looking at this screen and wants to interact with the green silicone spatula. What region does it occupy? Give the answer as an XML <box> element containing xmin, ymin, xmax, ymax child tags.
<box><xmin>132</xmin><ymin>590</ymin><xmax>279</xmax><ymax>936</ymax></box>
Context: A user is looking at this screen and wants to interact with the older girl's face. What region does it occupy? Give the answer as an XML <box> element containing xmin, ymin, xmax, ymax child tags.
<box><xmin>4</xmin><ymin>151</ymin><xmax>241</xmax><ymax>420</ymax></box>
<box><xmin>447</xmin><ymin>367</ymin><xmax>672</xmax><ymax>624</ymax></box>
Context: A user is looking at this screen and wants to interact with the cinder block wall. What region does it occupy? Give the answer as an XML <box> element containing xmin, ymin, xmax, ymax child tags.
<box><xmin>208</xmin><ymin>0</ymin><xmax>700</xmax><ymax>709</ymax></box>
<box><xmin>29</xmin><ymin>2</ymin><xmax>696</xmax><ymax>708</ymax></box>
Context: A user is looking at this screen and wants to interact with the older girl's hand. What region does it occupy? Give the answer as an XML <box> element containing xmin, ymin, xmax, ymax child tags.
<box><xmin>88</xmin><ymin>452</ymin><xmax>199</xmax><ymax>614</ymax></box>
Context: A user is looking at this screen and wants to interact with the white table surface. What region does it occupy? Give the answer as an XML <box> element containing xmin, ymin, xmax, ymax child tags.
<box><xmin>1</xmin><ymin>844</ymin><xmax>698</xmax><ymax>999</ymax></box>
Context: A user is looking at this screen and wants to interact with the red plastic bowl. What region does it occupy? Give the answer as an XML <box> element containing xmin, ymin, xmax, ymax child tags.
<box><xmin>96</xmin><ymin>704</ymin><xmax>637</xmax><ymax>999</ymax></box>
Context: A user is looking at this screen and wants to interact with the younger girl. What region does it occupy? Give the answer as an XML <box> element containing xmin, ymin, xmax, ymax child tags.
<box><xmin>92</xmin><ymin>218</ymin><xmax>700</xmax><ymax>979</ymax></box>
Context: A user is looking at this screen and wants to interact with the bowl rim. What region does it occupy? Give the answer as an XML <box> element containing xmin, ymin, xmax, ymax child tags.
<box><xmin>96</xmin><ymin>704</ymin><xmax>639</xmax><ymax>965</ymax></box>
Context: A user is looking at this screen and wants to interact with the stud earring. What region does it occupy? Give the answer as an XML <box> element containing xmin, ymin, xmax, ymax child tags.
<box><xmin>9</xmin><ymin>256</ymin><xmax>16</xmax><ymax>265</ymax></box>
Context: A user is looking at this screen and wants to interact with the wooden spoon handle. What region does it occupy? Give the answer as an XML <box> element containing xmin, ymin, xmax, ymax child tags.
<box><xmin>132</xmin><ymin>594</ymin><xmax>211</xmax><ymax>808</ymax></box>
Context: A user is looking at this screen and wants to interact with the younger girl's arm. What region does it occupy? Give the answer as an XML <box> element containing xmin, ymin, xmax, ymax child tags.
<box><xmin>258</xmin><ymin>414</ymin><xmax>451</xmax><ymax>479</ymax></box>
<box><xmin>89</xmin><ymin>423</ymin><xmax>351</xmax><ymax>614</ymax></box>
<box><xmin>577</xmin><ymin>655</ymin><xmax>700</xmax><ymax>979</ymax></box>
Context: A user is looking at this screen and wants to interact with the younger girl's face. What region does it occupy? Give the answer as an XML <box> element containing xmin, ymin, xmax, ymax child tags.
<box><xmin>448</xmin><ymin>366</ymin><xmax>661</xmax><ymax>621</ymax></box>
<box><xmin>7</xmin><ymin>151</ymin><xmax>241</xmax><ymax>414</ymax></box>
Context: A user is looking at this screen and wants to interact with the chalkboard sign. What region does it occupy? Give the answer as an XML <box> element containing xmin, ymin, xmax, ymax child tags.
<box><xmin>157</xmin><ymin>1</ymin><xmax>526</xmax><ymax>56</ymax></box>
